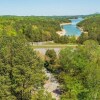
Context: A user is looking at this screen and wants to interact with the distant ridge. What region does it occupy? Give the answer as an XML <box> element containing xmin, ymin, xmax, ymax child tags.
<box><xmin>0</xmin><ymin>13</ymin><xmax>100</xmax><ymax>18</ymax></box>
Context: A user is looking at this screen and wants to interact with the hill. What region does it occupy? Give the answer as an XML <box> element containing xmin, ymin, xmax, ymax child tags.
<box><xmin>77</xmin><ymin>15</ymin><xmax>100</xmax><ymax>44</ymax></box>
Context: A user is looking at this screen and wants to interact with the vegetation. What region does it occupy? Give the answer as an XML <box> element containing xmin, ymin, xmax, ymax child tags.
<box><xmin>0</xmin><ymin>16</ymin><xmax>70</xmax><ymax>43</ymax></box>
<box><xmin>77</xmin><ymin>15</ymin><xmax>100</xmax><ymax>44</ymax></box>
<box><xmin>0</xmin><ymin>15</ymin><xmax>100</xmax><ymax>100</ymax></box>
<box><xmin>0</xmin><ymin>33</ymin><xmax>54</xmax><ymax>100</ymax></box>
<box><xmin>44</xmin><ymin>49</ymin><xmax>58</xmax><ymax>72</ymax></box>
<box><xmin>46</xmin><ymin>40</ymin><xmax>100</xmax><ymax>100</ymax></box>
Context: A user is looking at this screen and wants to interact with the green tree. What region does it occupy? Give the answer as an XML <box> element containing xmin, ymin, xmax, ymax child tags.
<box><xmin>0</xmin><ymin>34</ymin><xmax>45</xmax><ymax>100</ymax></box>
<box><xmin>59</xmin><ymin>36</ymin><xmax>69</xmax><ymax>44</ymax></box>
<box><xmin>32</xmin><ymin>90</ymin><xmax>54</xmax><ymax>100</ymax></box>
<box><xmin>59</xmin><ymin>40</ymin><xmax>100</xmax><ymax>100</ymax></box>
<box><xmin>44</xmin><ymin>49</ymin><xmax>57</xmax><ymax>72</ymax></box>
<box><xmin>0</xmin><ymin>62</ymin><xmax>16</xmax><ymax>100</ymax></box>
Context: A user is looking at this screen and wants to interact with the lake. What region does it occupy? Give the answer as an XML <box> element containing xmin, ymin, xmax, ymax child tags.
<box><xmin>63</xmin><ymin>18</ymin><xmax>83</xmax><ymax>36</ymax></box>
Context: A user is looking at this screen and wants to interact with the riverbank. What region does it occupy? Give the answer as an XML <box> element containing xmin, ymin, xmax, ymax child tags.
<box><xmin>60</xmin><ymin>23</ymin><xmax>71</xmax><ymax>26</ymax></box>
<box><xmin>78</xmin><ymin>27</ymin><xmax>84</xmax><ymax>33</ymax></box>
<box><xmin>78</xmin><ymin>27</ymin><xmax>88</xmax><ymax>34</ymax></box>
<box><xmin>56</xmin><ymin>29</ymin><xmax>66</xmax><ymax>36</ymax></box>
<box><xmin>56</xmin><ymin>23</ymin><xmax>71</xmax><ymax>36</ymax></box>
<box><xmin>57</xmin><ymin>18</ymin><xmax>84</xmax><ymax>37</ymax></box>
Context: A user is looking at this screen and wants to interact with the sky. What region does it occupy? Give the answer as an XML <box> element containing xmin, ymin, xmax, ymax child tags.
<box><xmin>0</xmin><ymin>0</ymin><xmax>100</xmax><ymax>16</ymax></box>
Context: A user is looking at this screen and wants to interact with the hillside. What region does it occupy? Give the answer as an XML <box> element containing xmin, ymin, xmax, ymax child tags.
<box><xmin>77</xmin><ymin>15</ymin><xmax>100</xmax><ymax>44</ymax></box>
<box><xmin>0</xmin><ymin>16</ymin><xmax>70</xmax><ymax>43</ymax></box>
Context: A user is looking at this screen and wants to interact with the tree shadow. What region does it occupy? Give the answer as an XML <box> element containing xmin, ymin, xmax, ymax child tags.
<box><xmin>53</xmin><ymin>89</ymin><xmax>62</xmax><ymax>95</ymax></box>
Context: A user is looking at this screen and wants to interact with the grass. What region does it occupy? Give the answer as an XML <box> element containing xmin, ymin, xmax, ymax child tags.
<box><xmin>32</xmin><ymin>44</ymin><xmax>78</xmax><ymax>49</ymax></box>
<box><xmin>44</xmin><ymin>42</ymin><xmax>77</xmax><ymax>45</ymax></box>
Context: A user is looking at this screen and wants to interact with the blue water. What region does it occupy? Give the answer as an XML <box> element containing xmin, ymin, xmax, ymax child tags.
<box><xmin>63</xmin><ymin>18</ymin><xmax>83</xmax><ymax>36</ymax></box>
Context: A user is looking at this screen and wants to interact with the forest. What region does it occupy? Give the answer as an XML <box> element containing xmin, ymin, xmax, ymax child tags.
<box><xmin>45</xmin><ymin>40</ymin><xmax>100</xmax><ymax>100</ymax></box>
<box><xmin>0</xmin><ymin>15</ymin><xmax>100</xmax><ymax>100</ymax></box>
<box><xmin>0</xmin><ymin>16</ymin><xmax>71</xmax><ymax>43</ymax></box>
<box><xmin>0</xmin><ymin>33</ymin><xmax>55</xmax><ymax>100</ymax></box>
<box><xmin>77</xmin><ymin>15</ymin><xmax>100</xmax><ymax>44</ymax></box>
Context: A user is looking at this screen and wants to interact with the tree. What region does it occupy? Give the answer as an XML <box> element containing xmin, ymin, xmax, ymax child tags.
<box><xmin>59</xmin><ymin>36</ymin><xmax>68</xmax><ymax>44</ymax></box>
<box><xmin>0</xmin><ymin>34</ymin><xmax>45</xmax><ymax>99</ymax></box>
<box><xmin>32</xmin><ymin>90</ymin><xmax>54</xmax><ymax>100</ymax></box>
<box><xmin>59</xmin><ymin>40</ymin><xmax>100</xmax><ymax>100</ymax></box>
<box><xmin>83</xmin><ymin>40</ymin><xmax>100</xmax><ymax>100</ymax></box>
<box><xmin>97</xmin><ymin>33</ymin><xmax>100</xmax><ymax>44</ymax></box>
<box><xmin>78</xmin><ymin>32</ymin><xmax>89</xmax><ymax>44</ymax></box>
<box><xmin>77</xmin><ymin>15</ymin><xmax>100</xmax><ymax>43</ymax></box>
<box><xmin>0</xmin><ymin>61</ymin><xmax>16</xmax><ymax>100</ymax></box>
<box><xmin>68</xmin><ymin>36</ymin><xmax>76</xmax><ymax>43</ymax></box>
<box><xmin>44</xmin><ymin>49</ymin><xmax>57</xmax><ymax>72</ymax></box>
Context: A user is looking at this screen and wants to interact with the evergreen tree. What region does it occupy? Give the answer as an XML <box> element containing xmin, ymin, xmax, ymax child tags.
<box><xmin>0</xmin><ymin>34</ymin><xmax>46</xmax><ymax>100</ymax></box>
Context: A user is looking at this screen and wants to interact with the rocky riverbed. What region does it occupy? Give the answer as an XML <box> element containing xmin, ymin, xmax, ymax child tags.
<box><xmin>44</xmin><ymin>69</ymin><xmax>60</xmax><ymax>100</ymax></box>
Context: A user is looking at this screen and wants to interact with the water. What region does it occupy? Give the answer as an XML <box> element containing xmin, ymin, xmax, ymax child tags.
<box><xmin>63</xmin><ymin>18</ymin><xmax>83</xmax><ymax>36</ymax></box>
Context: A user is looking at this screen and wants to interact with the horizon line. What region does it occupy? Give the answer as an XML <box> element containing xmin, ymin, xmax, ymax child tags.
<box><xmin>0</xmin><ymin>13</ymin><xmax>99</xmax><ymax>17</ymax></box>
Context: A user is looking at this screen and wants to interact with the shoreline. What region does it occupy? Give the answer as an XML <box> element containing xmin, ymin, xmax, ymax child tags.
<box><xmin>78</xmin><ymin>27</ymin><xmax>88</xmax><ymax>34</ymax></box>
<box><xmin>78</xmin><ymin>27</ymin><xmax>84</xmax><ymax>33</ymax></box>
<box><xmin>56</xmin><ymin>29</ymin><xmax>66</xmax><ymax>36</ymax></box>
<box><xmin>56</xmin><ymin>22</ymin><xmax>71</xmax><ymax>36</ymax></box>
<box><xmin>60</xmin><ymin>22</ymin><xmax>71</xmax><ymax>26</ymax></box>
<box><xmin>56</xmin><ymin>22</ymin><xmax>84</xmax><ymax>38</ymax></box>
